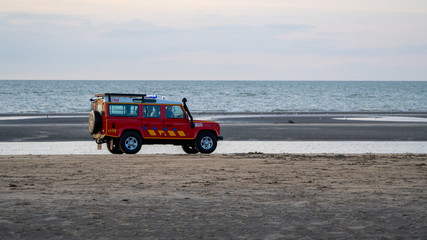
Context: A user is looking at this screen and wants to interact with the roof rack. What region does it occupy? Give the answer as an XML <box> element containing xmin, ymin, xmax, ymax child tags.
<box><xmin>95</xmin><ymin>93</ymin><xmax>147</xmax><ymax>103</ymax></box>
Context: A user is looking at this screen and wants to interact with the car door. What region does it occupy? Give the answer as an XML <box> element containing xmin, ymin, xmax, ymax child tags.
<box><xmin>163</xmin><ymin>105</ymin><xmax>191</xmax><ymax>139</ymax></box>
<box><xmin>107</xmin><ymin>103</ymin><xmax>140</xmax><ymax>137</ymax></box>
<box><xmin>141</xmin><ymin>104</ymin><xmax>165</xmax><ymax>138</ymax></box>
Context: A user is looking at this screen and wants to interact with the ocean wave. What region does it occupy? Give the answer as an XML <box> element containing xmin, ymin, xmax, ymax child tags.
<box><xmin>0</xmin><ymin>80</ymin><xmax>426</xmax><ymax>114</ymax></box>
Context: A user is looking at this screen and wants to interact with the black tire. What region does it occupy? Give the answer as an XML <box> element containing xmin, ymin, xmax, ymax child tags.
<box><xmin>182</xmin><ymin>144</ymin><xmax>199</xmax><ymax>154</ymax></box>
<box><xmin>119</xmin><ymin>132</ymin><xmax>142</xmax><ymax>154</ymax></box>
<box><xmin>107</xmin><ymin>139</ymin><xmax>123</xmax><ymax>154</ymax></box>
<box><xmin>88</xmin><ymin>111</ymin><xmax>102</xmax><ymax>134</ymax></box>
<box><xmin>195</xmin><ymin>132</ymin><xmax>217</xmax><ymax>154</ymax></box>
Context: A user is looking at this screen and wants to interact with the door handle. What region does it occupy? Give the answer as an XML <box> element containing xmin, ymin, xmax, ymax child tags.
<box><xmin>144</xmin><ymin>124</ymin><xmax>150</xmax><ymax>126</ymax></box>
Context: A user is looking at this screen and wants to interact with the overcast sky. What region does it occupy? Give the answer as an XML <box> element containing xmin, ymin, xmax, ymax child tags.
<box><xmin>1</xmin><ymin>0</ymin><xmax>426</xmax><ymax>80</ymax></box>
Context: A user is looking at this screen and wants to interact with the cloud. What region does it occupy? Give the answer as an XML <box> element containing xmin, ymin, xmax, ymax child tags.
<box><xmin>101</xmin><ymin>20</ymin><xmax>314</xmax><ymax>54</ymax></box>
<box><xmin>0</xmin><ymin>9</ymin><xmax>426</xmax><ymax>80</ymax></box>
<box><xmin>0</xmin><ymin>13</ymin><xmax>314</xmax><ymax>61</ymax></box>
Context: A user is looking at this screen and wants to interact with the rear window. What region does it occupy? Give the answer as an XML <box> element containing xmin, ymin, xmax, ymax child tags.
<box><xmin>109</xmin><ymin>104</ymin><xmax>139</xmax><ymax>117</ymax></box>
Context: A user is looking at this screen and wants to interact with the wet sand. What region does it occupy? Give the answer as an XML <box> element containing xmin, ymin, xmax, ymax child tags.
<box><xmin>1</xmin><ymin>154</ymin><xmax>426</xmax><ymax>239</ymax></box>
<box><xmin>0</xmin><ymin>112</ymin><xmax>427</xmax><ymax>141</ymax></box>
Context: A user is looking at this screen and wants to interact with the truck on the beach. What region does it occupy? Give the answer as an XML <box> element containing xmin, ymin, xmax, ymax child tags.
<box><xmin>89</xmin><ymin>93</ymin><xmax>222</xmax><ymax>154</ymax></box>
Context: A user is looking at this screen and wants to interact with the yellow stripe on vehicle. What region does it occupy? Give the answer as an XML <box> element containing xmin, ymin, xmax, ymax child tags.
<box><xmin>148</xmin><ymin>130</ymin><xmax>157</xmax><ymax>136</ymax></box>
<box><xmin>178</xmin><ymin>131</ymin><xmax>186</xmax><ymax>137</ymax></box>
<box><xmin>144</xmin><ymin>137</ymin><xmax>194</xmax><ymax>140</ymax></box>
<box><xmin>168</xmin><ymin>131</ymin><xmax>176</xmax><ymax>136</ymax></box>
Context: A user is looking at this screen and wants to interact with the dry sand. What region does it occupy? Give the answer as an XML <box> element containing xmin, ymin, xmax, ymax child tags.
<box><xmin>1</xmin><ymin>154</ymin><xmax>426</xmax><ymax>239</ymax></box>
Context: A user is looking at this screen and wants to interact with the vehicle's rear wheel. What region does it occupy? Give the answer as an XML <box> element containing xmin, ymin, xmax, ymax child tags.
<box><xmin>88</xmin><ymin>111</ymin><xmax>102</xmax><ymax>133</ymax></box>
<box><xmin>182</xmin><ymin>144</ymin><xmax>199</xmax><ymax>154</ymax></box>
<box><xmin>107</xmin><ymin>139</ymin><xmax>123</xmax><ymax>154</ymax></box>
<box><xmin>195</xmin><ymin>132</ymin><xmax>217</xmax><ymax>154</ymax></box>
<box><xmin>119</xmin><ymin>132</ymin><xmax>142</xmax><ymax>154</ymax></box>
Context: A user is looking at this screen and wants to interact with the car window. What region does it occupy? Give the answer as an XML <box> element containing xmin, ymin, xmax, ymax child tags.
<box><xmin>109</xmin><ymin>104</ymin><xmax>138</xmax><ymax>117</ymax></box>
<box><xmin>143</xmin><ymin>105</ymin><xmax>161</xmax><ymax>118</ymax></box>
<box><xmin>166</xmin><ymin>105</ymin><xmax>185</xmax><ymax>119</ymax></box>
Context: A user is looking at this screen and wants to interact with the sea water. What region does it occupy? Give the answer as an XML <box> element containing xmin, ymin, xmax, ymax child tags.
<box><xmin>0</xmin><ymin>80</ymin><xmax>426</xmax><ymax>113</ymax></box>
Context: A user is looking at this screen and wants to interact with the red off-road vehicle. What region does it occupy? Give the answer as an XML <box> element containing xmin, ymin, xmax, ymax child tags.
<box><xmin>89</xmin><ymin>93</ymin><xmax>222</xmax><ymax>154</ymax></box>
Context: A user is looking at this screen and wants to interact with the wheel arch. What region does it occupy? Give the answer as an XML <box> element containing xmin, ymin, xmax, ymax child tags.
<box><xmin>120</xmin><ymin>128</ymin><xmax>143</xmax><ymax>139</ymax></box>
<box><xmin>196</xmin><ymin>129</ymin><xmax>219</xmax><ymax>139</ymax></box>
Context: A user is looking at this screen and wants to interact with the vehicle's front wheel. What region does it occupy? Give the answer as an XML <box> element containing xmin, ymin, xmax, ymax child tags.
<box><xmin>195</xmin><ymin>132</ymin><xmax>217</xmax><ymax>154</ymax></box>
<box><xmin>182</xmin><ymin>144</ymin><xmax>199</xmax><ymax>154</ymax></box>
<box><xmin>119</xmin><ymin>132</ymin><xmax>142</xmax><ymax>154</ymax></box>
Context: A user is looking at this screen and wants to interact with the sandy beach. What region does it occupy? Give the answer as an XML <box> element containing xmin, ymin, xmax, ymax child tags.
<box><xmin>0</xmin><ymin>112</ymin><xmax>426</xmax><ymax>239</ymax></box>
<box><xmin>1</xmin><ymin>153</ymin><xmax>426</xmax><ymax>239</ymax></box>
